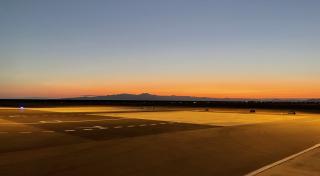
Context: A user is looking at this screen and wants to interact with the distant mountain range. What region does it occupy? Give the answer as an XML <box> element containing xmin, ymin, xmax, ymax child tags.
<box><xmin>65</xmin><ymin>93</ymin><xmax>217</xmax><ymax>101</ymax></box>
<box><xmin>64</xmin><ymin>93</ymin><xmax>320</xmax><ymax>102</ymax></box>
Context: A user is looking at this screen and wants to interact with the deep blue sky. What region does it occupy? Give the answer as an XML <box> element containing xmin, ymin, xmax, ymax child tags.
<box><xmin>1</xmin><ymin>0</ymin><xmax>320</xmax><ymax>98</ymax></box>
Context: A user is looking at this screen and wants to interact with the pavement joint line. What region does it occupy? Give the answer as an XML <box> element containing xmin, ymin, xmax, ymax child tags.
<box><xmin>0</xmin><ymin>132</ymin><xmax>9</xmax><ymax>134</ymax></box>
<box><xmin>159</xmin><ymin>122</ymin><xmax>166</xmax><ymax>124</ymax></box>
<box><xmin>245</xmin><ymin>143</ymin><xmax>320</xmax><ymax>176</ymax></box>
<box><xmin>114</xmin><ymin>126</ymin><xmax>123</xmax><ymax>129</ymax></box>
<box><xmin>139</xmin><ymin>124</ymin><xmax>146</xmax><ymax>127</ymax></box>
<box><xmin>150</xmin><ymin>124</ymin><xmax>157</xmax><ymax>126</ymax></box>
<box><xmin>127</xmin><ymin>125</ymin><xmax>135</xmax><ymax>127</ymax></box>
<box><xmin>83</xmin><ymin>129</ymin><xmax>93</xmax><ymax>131</ymax></box>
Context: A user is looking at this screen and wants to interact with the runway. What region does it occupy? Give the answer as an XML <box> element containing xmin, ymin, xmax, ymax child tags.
<box><xmin>1</xmin><ymin>107</ymin><xmax>320</xmax><ymax>176</ymax></box>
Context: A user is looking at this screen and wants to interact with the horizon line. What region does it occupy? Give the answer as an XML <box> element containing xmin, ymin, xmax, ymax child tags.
<box><xmin>0</xmin><ymin>93</ymin><xmax>319</xmax><ymax>100</ymax></box>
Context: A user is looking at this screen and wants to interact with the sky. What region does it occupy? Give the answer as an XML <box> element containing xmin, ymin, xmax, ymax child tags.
<box><xmin>1</xmin><ymin>0</ymin><xmax>320</xmax><ymax>99</ymax></box>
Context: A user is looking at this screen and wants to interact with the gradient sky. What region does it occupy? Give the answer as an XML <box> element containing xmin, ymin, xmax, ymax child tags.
<box><xmin>1</xmin><ymin>0</ymin><xmax>320</xmax><ymax>98</ymax></box>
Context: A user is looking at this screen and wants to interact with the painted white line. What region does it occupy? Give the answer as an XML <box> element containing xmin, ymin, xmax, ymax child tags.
<box><xmin>19</xmin><ymin>131</ymin><xmax>32</xmax><ymax>134</ymax></box>
<box><xmin>41</xmin><ymin>130</ymin><xmax>55</xmax><ymax>133</ymax></box>
<box><xmin>0</xmin><ymin>132</ymin><xmax>9</xmax><ymax>134</ymax></box>
<box><xmin>83</xmin><ymin>129</ymin><xmax>93</xmax><ymax>131</ymax></box>
<box><xmin>159</xmin><ymin>122</ymin><xmax>167</xmax><ymax>125</ymax></box>
<box><xmin>150</xmin><ymin>124</ymin><xmax>157</xmax><ymax>126</ymax></box>
<box><xmin>93</xmin><ymin>126</ymin><xmax>107</xmax><ymax>129</ymax></box>
<box><xmin>78</xmin><ymin>126</ymin><xmax>108</xmax><ymax>130</ymax></box>
<box><xmin>245</xmin><ymin>143</ymin><xmax>320</xmax><ymax>176</ymax></box>
<box><xmin>0</xmin><ymin>118</ymin><xmax>121</xmax><ymax>125</ymax></box>
<box><xmin>65</xmin><ymin>129</ymin><xmax>75</xmax><ymax>132</ymax></box>
<box><xmin>139</xmin><ymin>124</ymin><xmax>146</xmax><ymax>127</ymax></box>
<box><xmin>114</xmin><ymin>126</ymin><xmax>123</xmax><ymax>129</ymax></box>
<box><xmin>127</xmin><ymin>125</ymin><xmax>135</xmax><ymax>128</ymax></box>
<box><xmin>60</xmin><ymin>119</ymin><xmax>120</xmax><ymax>123</ymax></box>
<box><xmin>39</xmin><ymin>120</ymin><xmax>62</xmax><ymax>123</ymax></box>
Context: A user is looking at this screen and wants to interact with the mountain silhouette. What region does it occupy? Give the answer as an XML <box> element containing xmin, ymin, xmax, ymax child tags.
<box><xmin>64</xmin><ymin>93</ymin><xmax>319</xmax><ymax>102</ymax></box>
<box><xmin>65</xmin><ymin>93</ymin><xmax>223</xmax><ymax>101</ymax></box>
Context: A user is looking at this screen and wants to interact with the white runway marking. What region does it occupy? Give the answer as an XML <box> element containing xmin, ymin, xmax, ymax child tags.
<box><xmin>65</xmin><ymin>129</ymin><xmax>75</xmax><ymax>132</ymax></box>
<box><xmin>40</xmin><ymin>120</ymin><xmax>62</xmax><ymax>123</ymax></box>
<box><xmin>245</xmin><ymin>143</ymin><xmax>320</xmax><ymax>176</ymax></box>
<box><xmin>93</xmin><ymin>126</ymin><xmax>107</xmax><ymax>129</ymax></box>
<box><xmin>0</xmin><ymin>118</ymin><xmax>121</xmax><ymax>125</ymax></box>
<box><xmin>78</xmin><ymin>126</ymin><xmax>107</xmax><ymax>130</ymax></box>
<box><xmin>41</xmin><ymin>130</ymin><xmax>55</xmax><ymax>133</ymax></box>
<box><xmin>0</xmin><ymin>119</ymin><xmax>177</xmax><ymax>135</ymax></box>
<box><xmin>83</xmin><ymin>129</ymin><xmax>93</xmax><ymax>131</ymax></box>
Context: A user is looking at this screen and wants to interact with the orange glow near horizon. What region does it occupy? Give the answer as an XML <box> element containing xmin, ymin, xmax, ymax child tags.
<box><xmin>2</xmin><ymin>79</ymin><xmax>320</xmax><ymax>99</ymax></box>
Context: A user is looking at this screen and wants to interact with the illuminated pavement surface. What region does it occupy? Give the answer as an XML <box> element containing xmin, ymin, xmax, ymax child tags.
<box><xmin>1</xmin><ymin>107</ymin><xmax>320</xmax><ymax>176</ymax></box>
